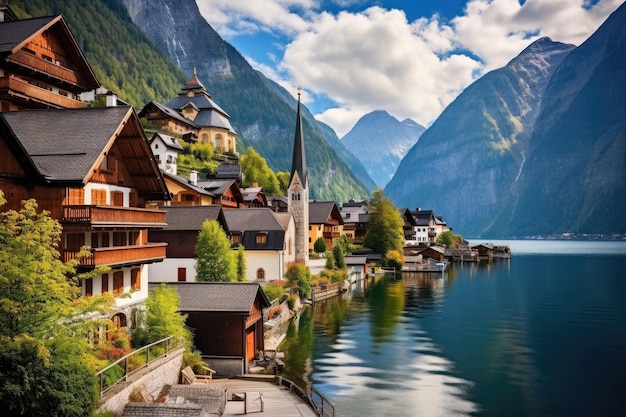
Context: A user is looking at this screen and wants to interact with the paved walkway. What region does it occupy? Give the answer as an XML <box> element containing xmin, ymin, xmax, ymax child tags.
<box><xmin>214</xmin><ymin>378</ymin><xmax>318</xmax><ymax>417</ymax></box>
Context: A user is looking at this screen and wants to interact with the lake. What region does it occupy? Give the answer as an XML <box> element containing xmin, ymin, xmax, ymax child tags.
<box><xmin>279</xmin><ymin>240</ymin><xmax>626</xmax><ymax>417</ymax></box>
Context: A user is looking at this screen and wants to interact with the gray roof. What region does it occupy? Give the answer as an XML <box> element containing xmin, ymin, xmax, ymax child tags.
<box><xmin>309</xmin><ymin>201</ymin><xmax>342</xmax><ymax>224</ymax></box>
<box><xmin>150</xmin><ymin>132</ymin><xmax>184</xmax><ymax>151</ymax></box>
<box><xmin>165</xmin><ymin>95</ymin><xmax>235</xmax><ymax>134</ymax></box>
<box><xmin>224</xmin><ymin>208</ymin><xmax>288</xmax><ymax>250</ymax></box>
<box><xmin>196</xmin><ymin>179</ymin><xmax>237</xmax><ymax>196</ymax></box>
<box><xmin>158</xmin><ymin>282</ymin><xmax>270</xmax><ymax>313</ymax></box>
<box><xmin>158</xmin><ymin>205</ymin><xmax>225</xmax><ymax>231</ymax></box>
<box><xmin>140</xmin><ymin>101</ymin><xmax>197</xmax><ymax>129</ymax></box>
<box><xmin>0</xmin><ymin>16</ymin><xmax>56</xmax><ymax>54</ymax></box>
<box><xmin>345</xmin><ymin>255</ymin><xmax>368</xmax><ymax>265</ymax></box>
<box><xmin>164</xmin><ymin>172</ymin><xmax>214</xmax><ymax>196</ymax></box>
<box><xmin>1</xmin><ymin>106</ymin><xmax>133</xmax><ymax>182</ymax></box>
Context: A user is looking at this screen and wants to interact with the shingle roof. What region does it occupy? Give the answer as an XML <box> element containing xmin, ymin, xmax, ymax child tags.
<box><xmin>150</xmin><ymin>132</ymin><xmax>184</xmax><ymax>151</ymax></box>
<box><xmin>196</xmin><ymin>178</ymin><xmax>239</xmax><ymax>197</ymax></box>
<box><xmin>0</xmin><ymin>16</ymin><xmax>57</xmax><ymax>54</ymax></box>
<box><xmin>158</xmin><ymin>205</ymin><xmax>225</xmax><ymax>231</ymax></box>
<box><xmin>139</xmin><ymin>101</ymin><xmax>197</xmax><ymax>129</ymax></box>
<box><xmin>155</xmin><ymin>282</ymin><xmax>270</xmax><ymax>313</ymax></box>
<box><xmin>309</xmin><ymin>201</ymin><xmax>342</xmax><ymax>224</ymax></box>
<box><xmin>1</xmin><ymin>106</ymin><xmax>132</xmax><ymax>182</ymax></box>
<box><xmin>224</xmin><ymin>208</ymin><xmax>288</xmax><ymax>250</ymax></box>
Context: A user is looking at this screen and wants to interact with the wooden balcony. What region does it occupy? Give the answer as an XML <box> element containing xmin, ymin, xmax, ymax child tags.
<box><xmin>62</xmin><ymin>205</ymin><xmax>167</xmax><ymax>228</ymax></box>
<box><xmin>63</xmin><ymin>243</ymin><xmax>167</xmax><ymax>269</ymax></box>
<box><xmin>8</xmin><ymin>50</ymin><xmax>79</xmax><ymax>85</ymax></box>
<box><xmin>323</xmin><ymin>231</ymin><xmax>341</xmax><ymax>239</ymax></box>
<box><xmin>0</xmin><ymin>76</ymin><xmax>87</xmax><ymax>109</ymax></box>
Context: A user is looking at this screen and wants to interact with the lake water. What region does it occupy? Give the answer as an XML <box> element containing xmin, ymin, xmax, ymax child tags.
<box><xmin>279</xmin><ymin>240</ymin><xmax>626</xmax><ymax>417</ymax></box>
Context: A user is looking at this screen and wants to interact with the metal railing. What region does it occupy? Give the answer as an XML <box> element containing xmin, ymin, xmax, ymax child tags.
<box><xmin>95</xmin><ymin>336</ymin><xmax>184</xmax><ymax>395</ymax></box>
<box><xmin>277</xmin><ymin>376</ymin><xmax>336</xmax><ymax>417</ymax></box>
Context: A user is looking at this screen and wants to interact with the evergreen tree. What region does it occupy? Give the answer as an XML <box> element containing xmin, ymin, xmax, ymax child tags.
<box><xmin>236</xmin><ymin>244</ymin><xmax>247</xmax><ymax>282</ymax></box>
<box><xmin>363</xmin><ymin>189</ymin><xmax>404</xmax><ymax>255</ymax></box>
<box><xmin>333</xmin><ymin>244</ymin><xmax>346</xmax><ymax>269</ymax></box>
<box><xmin>284</xmin><ymin>263</ymin><xmax>313</xmax><ymax>299</ymax></box>
<box><xmin>313</xmin><ymin>236</ymin><xmax>327</xmax><ymax>254</ymax></box>
<box><xmin>195</xmin><ymin>220</ymin><xmax>237</xmax><ymax>282</ymax></box>
<box><xmin>325</xmin><ymin>250</ymin><xmax>335</xmax><ymax>270</ymax></box>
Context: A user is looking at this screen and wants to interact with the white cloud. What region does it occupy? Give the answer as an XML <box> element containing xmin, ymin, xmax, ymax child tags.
<box><xmin>195</xmin><ymin>0</ymin><xmax>623</xmax><ymax>137</ymax></box>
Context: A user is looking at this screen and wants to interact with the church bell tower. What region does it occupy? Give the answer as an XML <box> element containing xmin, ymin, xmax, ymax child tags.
<box><xmin>288</xmin><ymin>88</ymin><xmax>309</xmax><ymax>264</ymax></box>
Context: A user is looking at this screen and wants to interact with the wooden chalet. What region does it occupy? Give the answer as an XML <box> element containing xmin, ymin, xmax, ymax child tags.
<box><xmin>139</xmin><ymin>101</ymin><xmax>197</xmax><ymax>138</ymax></box>
<box><xmin>159</xmin><ymin>171</ymin><xmax>216</xmax><ymax>207</ymax></box>
<box><xmin>161</xmin><ymin>282</ymin><xmax>271</xmax><ymax>375</ymax></box>
<box><xmin>0</xmin><ymin>106</ymin><xmax>170</xmax><ymax>326</ymax></box>
<box><xmin>147</xmin><ymin>205</ymin><xmax>227</xmax><ymax>283</ymax></box>
<box><xmin>241</xmin><ymin>184</ymin><xmax>267</xmax><ymax>208</ymax></box>
<box><xmin>0</xmin><ymin>12</ymin><xmax>100</xmax><ymax>110</ymax></box>
<box><xmin>309</xmin><ymin>201</ymin><xmax>344</xmax><ymax>251</ymax></box>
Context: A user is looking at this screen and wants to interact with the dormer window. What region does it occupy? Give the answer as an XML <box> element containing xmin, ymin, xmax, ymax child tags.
<box><xmin>255</xmin><ymin>233</ymin><xmax>267</xmax><ymax>245</ymax></box>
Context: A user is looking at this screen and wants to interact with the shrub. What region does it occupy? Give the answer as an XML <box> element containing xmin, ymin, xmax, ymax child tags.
<box><xmin>262</xmin><ymin>282</ymin><xmax>285</xmax><ymax>302</ymax></box>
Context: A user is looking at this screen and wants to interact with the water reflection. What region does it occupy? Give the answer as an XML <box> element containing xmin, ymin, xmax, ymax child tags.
<box><xmin>281</xmin><ymin>272</ymin><xmax>478</xmax><ymax>417</ymax></box>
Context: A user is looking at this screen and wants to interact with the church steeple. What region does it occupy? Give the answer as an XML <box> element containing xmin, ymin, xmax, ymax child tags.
<box><xmin>288</xmin><ymin>87</ymin><xmax>309</xmax><ymax>265</ymax></box>
<box><xmin>290</xmin><ymin>87</ymin><xmax>307</xmax><ymax>187</ymax></box>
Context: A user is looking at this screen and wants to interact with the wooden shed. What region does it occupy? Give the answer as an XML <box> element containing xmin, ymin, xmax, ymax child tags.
<box><xmin>161</xmin><ymin>282</ymin><xmax>270</xmax><ymax>376</ymax></box>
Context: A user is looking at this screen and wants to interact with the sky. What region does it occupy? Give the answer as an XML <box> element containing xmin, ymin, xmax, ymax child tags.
<box><xmin>195</xmin><ymin>0</ymin><xmax>623</xmax><ymax>137</ymax></box>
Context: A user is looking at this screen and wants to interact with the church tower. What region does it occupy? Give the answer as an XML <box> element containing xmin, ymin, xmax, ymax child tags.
<box><xmin>288</xmin><ymin>88</ymin><xmax>309</xmax><ymax>264</ymax></box>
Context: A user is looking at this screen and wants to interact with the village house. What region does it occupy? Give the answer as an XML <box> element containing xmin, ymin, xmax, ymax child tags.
<box><xmin>399</xmin><ymin>207</ymin><xmax>418</xmax><ymax>244</ymax></box>
<box><xmin>139</xmin><ymin>69</ymin><xmax>237</xmax><ymax>154</ymax></box>
<box><xmin>0</xmin><ymin>11</ymin><xmax>100</xmax><ymax>111</ymax></box>
<box><xmin>309</xmin><ymin>200</ymin><xmax>345</xmax><ymax>251</ymax></box>
<box><xmin>157</xmin><ymin>282</ymin><xmax>270</xmax><ymax>376</ymax></box>
<box><xmin>411</xmin><ymin>208</ymin><xmax>438</xmax><ymax>244</ymax></box>
<box><xmin>148</xmin><ymin>132</ymin><xmax>183</xmax><ymax>175</ymax></box>
<box><xmin>339</xmin><ymin>199</ymin><xmax>370</xmax><ymax>244</ymax></box>
<box><xmin>147</xmin><ymin>205</ymin><xmax>227</xmax><ymax>283</ymax></box>
<box><xmin>0</xmin><ymin>10</ymin><xmax>170</xmax><ymax>331</ymax></box>
<box><xmin>224</xmin><ymin>208</ymin><xmax>297</xmax><ymax>281</ymax></box>
<box><xmin>0</xmin><ymin>106</ymin><xmax>170</xmax><ymax>329</ymax></box>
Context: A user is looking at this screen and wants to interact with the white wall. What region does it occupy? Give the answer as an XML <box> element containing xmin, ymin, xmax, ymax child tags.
<box><xmin>148</xmin><ymin>258</ymin><xmax>196</xmax><ymax>282</ymax></box>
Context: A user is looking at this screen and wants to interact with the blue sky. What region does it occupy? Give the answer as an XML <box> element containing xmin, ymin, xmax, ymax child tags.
<box><xmin>196</xmin><ymin>0</ymin><xmax>622</xmax><ymax>137</ymax></box>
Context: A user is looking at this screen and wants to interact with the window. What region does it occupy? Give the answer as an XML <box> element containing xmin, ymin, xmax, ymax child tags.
<box><xmin>111</xmin><ymin>191</ymin><xmax>123</xmax><ymax>207</ymax></box>
<box><xmin>85</xmin><ymin>278</ymin><xmax>93</xmax><ymax>297</ymax></box>
<box><xmin>91</xmin><ymin>233</ymin><xmax>99</xmax><ymax>249</ymax></box>
<box><xmin>129</xmin><ymin>231</ymin><xmax>140</xmax><ymax>246</ymax></box>
<box><xmin>113</xmin><ymin>271</ymin><xmax>124</xmax><ymax>296</ymax></box>
<box><xmin>232</xmin><ymin>234</ymin><xmax>242</xmax><ymax>244</ymax></box>
<box><xmin>346</xmin><ymin>213</ymin><xmax>351</xmax><ymax>219</ymax></box>
<box><xmin>101</xmin><ymin>273</ymin><xmax>109</xmax><ymax>294</ymax></box>
<box><xmin>178</xmin><ymin>268</ymin><xmax>187</xmax><ymax>282</ymax></box>
<box><xmin>66</xmin><ymin>233</ymin><xmax>84</xmax><ymax>251</ymax></box>
<box><xmin>129</xmin><ymin>192</ymin><xmax>137</xmax><ymax>207</ymax></box>
<box><xmin>113</xmin><ymin>232</ymin><xmax>127</xmax><ymax>247</ymax></box>
<box><xmin>67</xmin><ymin>188</ymin><xmax>84</xmax><ymax>205</ymax></box>
<box><xmin>130</xmin><ymin>268</ymin><xmax>140</xmax><ymax>291</ymax></box>
<box><xmin>292</xmin><ymin>193</ymin><xmax>300</xmax><ymax>201</ymax></box>
<box><xmin>256</xmin><ymin>268</ymin><xmax>265</xmax><ymax>281</ymax></box>
<box><xmin>255</xmin><ymin>233</ymin><xmax>267</xmax><ymax>245</ymax></box>
<box><xmin>215</xmin><ymin>134</ymin><xmax>222</xmax><ymax>149</ymax></box>
<box><xmin>91</xmin><ymin>188</ymin><xmax>106</xmax><ymax>205</ymax></box>
<box><xmin>102</xmin><ymin>232</ymin><xmax>110</xmax><ymax>247</ymax></box>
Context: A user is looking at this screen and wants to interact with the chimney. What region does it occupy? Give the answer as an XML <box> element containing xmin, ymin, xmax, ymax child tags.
<box><xmin>105</xmin><ymin>92</ymin><xmax>117</xmax><ymax>107</ymax></box>
<box><xmin>189</xmin><ymin>170</ymin><xmax>198</xmax><ymax>186</ymax></box>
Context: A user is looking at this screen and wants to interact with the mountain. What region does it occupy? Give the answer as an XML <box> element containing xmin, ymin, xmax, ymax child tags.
<box><xmin>341</xmin><ymin>110</ymin><xmax>425</xmax><ymax>188</ymax></box>
<box><xmin>387</xmin><ymin>2</ymin><xmax>626</xmax><ymax>238</ymax></box>
<box><xmin>385</xmin><ymin>37</ymin><xmax>576</xmax><ymax>237</ymax></box>
<box><xmin>121</xmin><ymin>0</ymin><xmax>376</xmax><ymax>201</ymax></box>
<box><xmin>482</xmin><ymin>2</ymin><xmax>626</xmax><ymax>237</ymax></box>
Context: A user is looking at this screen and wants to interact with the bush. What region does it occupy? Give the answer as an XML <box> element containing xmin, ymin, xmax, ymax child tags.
<box><xmin>262</xmin><ymin>282</ymin><xmax>285</xmax><ymax>302</ymax></box>
<box><xmin>102</xmin><ymin>364</ymin><xmax>125</xmax><ymax>389</ymax></box>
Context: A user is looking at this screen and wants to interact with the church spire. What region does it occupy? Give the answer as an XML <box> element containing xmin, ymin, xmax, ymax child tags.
<box><xmin>290</xmin><ymin>86</ymin><xmax>307</xmax><ymax>187</ymax></box>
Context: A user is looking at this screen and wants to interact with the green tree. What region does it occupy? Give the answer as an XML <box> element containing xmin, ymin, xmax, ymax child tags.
<box><xmin>362</xmin><ymin>189</ymin><xmax>405</xmax><ymax>255</ymax></box>
<box><xmin>195</xmin><ymin>220</ymin><xmax>237</xmax><ymax>282</ymax></box>
<box><xmin>0</xmin><ymin>194</ymin><xmax>108</xmax><ymax>417</ymax></box>
<box><xmin>276</xmin><ymin>171</ymin><xmax>291</xmax><ymax>195</ymax></box>
<box><xmin>240</xmin><ymin>147</ymin><xmax>281</xmax><ymax>195</ymax></box>
<box><xmin>436</xmin><ymin>230</ymin><xmax>464</xmax><ymax>249</ymax></box>
<box><xmin>132</xmin><ymin>283</ymin><xmax>189</xmax><ymax>345</ymax></box>
<box><xmin>333</xmin><ymin>244</ymin><xmax>346</xmax><ymax>269</ymax></box>
<box><xmin>324</xmin><ymin>250</ymin><xmax>335</xmax><ymax>270</ymax></box>
<box><xmin>236</xmin><ymin>244</ymin><xmax>247</xmax><ymax>282</ymax></box>
<box><xmin>284</xmin><ymin>263</ymin><xmax>313</xmax><ymax>299</ymax></box>
<box><xmin>313</xmin><ymin>236</ymin><xmax>327</xmax><ymax>254</ymax></box>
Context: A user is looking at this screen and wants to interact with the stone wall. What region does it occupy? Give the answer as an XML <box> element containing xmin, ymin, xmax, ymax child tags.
<box><xmin>99</xmin><ymin>348</ymin><xmax>184</xmax><ymax>416</ymax></box>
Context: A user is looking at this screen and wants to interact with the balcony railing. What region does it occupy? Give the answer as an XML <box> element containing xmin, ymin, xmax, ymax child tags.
<box><xmin>63</xmin><ymin>243</ymin><xmax>167</xmax><ymax>268</ymax></box>
<box><xmin>323</xmin><ymin>231</ymin><xmax>341</xmax><ymax>239</ymax></box>
<box><xmin>0</xmin><ymin>76</ymin><xmax>86</xmax><ymax>109</ymax></box>
<box><xmin>8</xmin><ymin>50</ymin><xmax>79</xmax><ymax>85</ymax></box>
<box><xmin>62</xmin><ymin>205</ymin><xmax>167</xmax><ymax>228</ymax></box>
